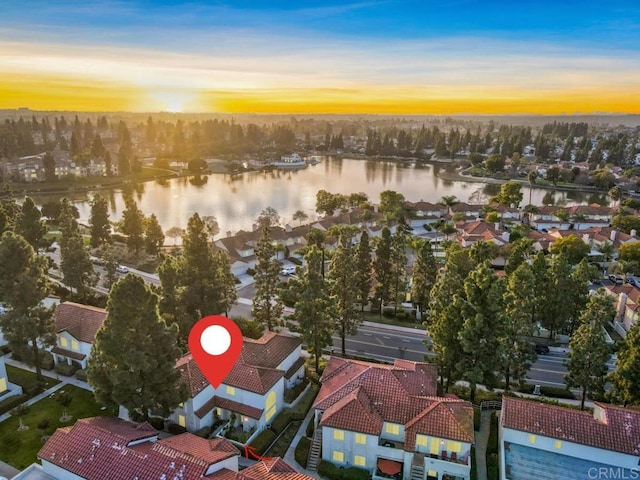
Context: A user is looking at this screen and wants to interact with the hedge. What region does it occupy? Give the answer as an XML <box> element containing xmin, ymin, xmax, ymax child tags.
<box><xmin>305</xmin><ymin>416</ymin><xmax>314</xmax><ymax>437</ymax></box>
<box><xmin>167</xmin><ymin>422</ymin><xmax>187</xmax><ymax>435</ymax></box>
<box><xmin>194</xmin><ymin>426</ymin><xmax>212</xmax><ymax>438</ymax></box>
<box><xmin>54</xmin><ymin>362</ymin><xmax>78</xmax><ymax>377</ymax></box>
<box><xmin>517</xmin><ymin>384</ymin><xmax>575</xmax><ymax>399</ymax></box>
<box><xmin>271</xmin><ymin>409</ymin><xmax>293</xmax><ymax>435</ymax></box>
<box><xmin>148</xmin><ymin>416</ymin><xmax>165</xmax><ymax>431</ymax></box>
<box><xmin>249</xmin><ymin>429</ymin><xmax>277</xmax><ymax>455</ymax></box>
<box><xmin>11</xmin><ymin>349</ymin><xmax>54</xmax><ymax>371</ymax></box>
<box><xmin>74</xmin><ymin>369</ymin><xmax>88</xmax><ymax>382</ymax></box>
<box><xmin>0</xmin><ymin>393</ymin><xmax>29</xmax><ymax>416</ymax></box>
<box><xmin>294</xmin><ymin>436</ymin><xmax>311</xmax><ymax>469</ymax></box>
<box><xmin>318</xmin><ymin>461</ymin><xmax>370</xmax><ymax>480</ymax></box>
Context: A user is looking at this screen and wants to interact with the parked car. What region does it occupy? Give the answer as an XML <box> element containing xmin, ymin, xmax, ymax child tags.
<box><xmin>608</xmin><ymin>274</ymin><xmax>624</xmax><ymax>285</ymax></box>
<box><xmin>626</xmin><ymin>277</ymin><xmax>638</xmax><ymax>287</ymax></box>
<box><xmin>534</xmin><ymin>344</ymin><xmax>550</xmax><ymax>355</ymax></box>
<box><xmin>280</xmin><ymin>265</ymin><xmax>295</xmax><ymax>276</ymax></box>
<box><xmin>116</xmin><ymin>265</ymin><xmax>129</xmax><ymax>274</ymax></box>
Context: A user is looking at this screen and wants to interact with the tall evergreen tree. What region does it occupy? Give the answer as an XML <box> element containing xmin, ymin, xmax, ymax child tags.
<box><xmin>610</xmin><ymin>322</ymin><xmax>640</xmax><ymax>406</ymax></box>
<box><xmin>157</xmin><ymin>255</ymin><xmax>185</xmax><ymax>336</ymax></box>
<box><xmin>59</xmin><ymin>200</ymin><xmax>97</xmax><ymax>297</ymax></box>
<box><xmin>565</xmin><ymin>290</ymin><xmax>614</xmax><ymax>410</ymax></box>
<box><xmin>215</xmin><ymin>250</ymin><xmax>238</xmax><ymax>316</ymax></box>
<box><xmin>0</xmin><ymin>232</ymin><xmax>54</xmax><ymax>380</ymax></box>
<box><xmin>121</xmin><ymin>196</ymin><xmax>145</xmax><ymax>254</ymax></box>
<box><xmin>456</xmin><ymin>261</ymin><xmax>505</xmax><ymax>403</ymax></box>
<box><xmin>88</xmin><ymin>275</ymin><xmax>186</xmax><ymax>419</ymax></box>
<box><xmin>373</xmin><ymin>226</ymin><xmax>393</xmax><ymax>314</ymax></box>
<box><xmin>411</xmin><ymin>239</ymin><xmax>437</xmax><ymax>318</ymax></box>
<box><xmin>541</xmin><ymin>253</ymin><xmax>575</xmax><ymax>337</ymax></box>
<box><xmin>89</xmin><ymin>194</ymin><xmax>111</xmax><ymax>247</ymax></box>
<box><xmin>290</xmin><ymin>246</ymin><xmax>335</xmax><ymax>373</ymax></box>
<box><xmin>355</xmin><ymin>230</ymin><xmax>372</xmax><ymax>311</ymax></box>
<box><xmin>144</xmin><ymin>214</ymin><xmax>165</xmax><ymax>256</ymax></box>
<box><xmin>252</xmin><ymin>226</ymin><xmax>283</xmax><ymax>331</ymax></box>
<box><xmin>16</xmin><ymin>196</ymin><xmax>46</xmax><ymax>250</ymax></box>
<box><xmin>390</xmin><ymin>227</ymin><xmax>409</xmax><ymax>314</ymax></box>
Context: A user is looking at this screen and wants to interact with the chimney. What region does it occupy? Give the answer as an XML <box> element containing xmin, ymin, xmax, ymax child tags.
<box><xmin>226</xmin><ymin>230</ymin><xmax>232</xmax><ymax>238</ymax></box>
<box><xmin>610</xmin><ymin>230</ymin><xmax>617</xmax><ymax>242</ymax></box>
<box><xmin>632</xmin><ymin>229</ymin><xmax>637</xmax><ymax>238</ymax></box>
<box><xmin>495</xmin><ymin>222</ymin><xmax>501</xmax><ymax>231</ymax></box>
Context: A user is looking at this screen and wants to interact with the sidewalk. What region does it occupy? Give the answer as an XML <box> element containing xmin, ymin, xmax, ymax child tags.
<box><xmin>4</xmin><ymin>356</ymin><xmax>93</xmax><ymax>392</ymax></box>
<box><xmin>282</xmin><ymin>408</ymin><xmax>321</xmax><ymax>479</ymax></box>
<box><xmin>474</xmin><ymin>410</ymin><xmax>492</xmax><ymax>480</ymax></box>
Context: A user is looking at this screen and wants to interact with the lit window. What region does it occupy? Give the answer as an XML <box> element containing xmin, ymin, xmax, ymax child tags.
<box><xmin>265</xmin><ymin>391</ymin><xmax>277</xmax><ymax>422</ymax></box>
<box><xmin>447</xmin><ymin>441</ymin><xmax>462</xmax><ymax>453</ymax></box>
<box><xmin>555</xmin><ymin>440</ymin><xmax>562</xmax><ymax>449</ymax></box>
<box><xmin>428</xmin><ymin>470</ymin><xmax>437</xmax><ymax>477</ymax></box>
<box><xmin>430</xmin><ymin>439</ymin><xmax>440</xmax><ymax>455</ymax></box>
<box><xmin>71</xmin><ymin>340</ymin><xmax>79</xmax><ymax>351</ymax></box>
<box><xmin>178</xmin><ymin>402</ymin><xmax>184</xmax><ymax>408</ymax></box>
<box><xmin>355</xmin><ymin>433</ymin><xmax>367</xmax><ymax>444</ymax></box>
<box><xmin>416</xmin><ymin>434</ymin><xmax>428</xmax><ymax>447</ymax></box>
<box><xmin>529</xmin><ymin>434</ymin><xmax>536</xmax><ymax>444</ymax></box>
<box><xmin>332</xmin><ymin>451</ymin><xmax>344</xmax><ymax>463</ymax></box>
<box><xmin>0</xmin><ymin>377</ymin><xmax>7</xmax><ymax>393</ymax></box>
<box><xmin>354</xmin><ymin>455</ymin><xmax>366</xmax><ymax>467</ymax></box>
<box><xmin>60</xmin><ymin>337</ymin><xmax>68</xmax><ymax>347</ymax></box>
<box><xmin>385</xmin><ymin>423</ymin><xmax>400</xmax><ymax>435</ymax></box>
<box><xmin>226</xmin><ymin>386</ymin><xmax>235</xmax><ymax>395</ymax></box>
<box><xmin>178</xmin><ymin>415</ymin><xmax>186</xmax><ymax>427</ymax></box>
<box><xmin>333</xmin><ymin>429</ymin><xmax>345</xmax><ymax>440</ymax></box>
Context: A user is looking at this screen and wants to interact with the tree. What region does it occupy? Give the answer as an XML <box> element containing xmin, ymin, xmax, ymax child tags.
<box><xmin>612</xmin><ymin>213</ymin><xmax>640</xmax><ymax>234</ymax></box>
<box><xmin>56</xmin><ymin>391</ymin><xmax>73</xmax><ymax>421</ymax></box>
<box><xmin>292</xmin><ymin>210</ymin><xmax>309</xmax><ymax>225</ymax></box>
<box><xmin>61</xmin><ymin>232</ymin><xmax>97</xmax><ymax>297</ymax></box>
<box><xmin>609</xmin><ymin>185</ymin><xmax>623</xmax><ymax>208</ymax></box>
<box><xmin>549</xmin><ymin>235</ymin><xmax>590</xmax><ymax>265</ymax></box>
<box><xmin>485</xmin><ymin>154</ymin><xmax>505</xmax><ymax>173</ymax></box>
<box><xmin>121</xmin><ymin>196</ymin><xmax>145</xmax><ymax>254</ymax></box>
<box><xmin>456</xmin><ymin>261</ymin><xmax>504</xmax><ymax>403</ymax></box>
<box><xmin>373</xmin><ymin>227</ymin><xmax>393</xmax><ymax>314</ymax></box>
<box><xmin>618</xmin><ymin>242</ymin><xmax>640</xmax><ymax>266</ymax></box>
<box><xmin>144</xmin><ymin>214</ymin><xmax>164</xmax><ymax>256</ymax></box>
<box><xmin>440</xmin><ymin>195</ymin><xmax>458</xmax><ymax>211</ymax></box>
<box><xmin>355</xmin><ymin>230</ymin><xmax>372</xmax><ymax>311</ymax></box>
<box><xmin>411</xmin><ymin>239</ymin><xmax>437</xmax><ymax>318</ymax></box>
<box><xmin>290</xmin><ymin>246</ymin><xmax>334</xmax><ymax>373</ymax></box>
<box><xmin>202</xmin><ymin>215</ymin><xmax>220</xmax><ymax>243</ymax></box>
<box><xmin>505</xmin><ymin>238</ymin><xmax>533</xmax><ymax>276</ymax></box>
<box><xmin>389</xmin><ymin>227</ymin><xmax>409</xmax><ymax>314</ymax></box>
<box><xmin>252</xmin><ymin>227</ymin><xmax>283</xmax><ymax>331</ymax></box>
<box><xmin>256</xmin><ymin>207</ymin><xmax>280</xmax><ymax>230</ymax></box>
<box><xmin>0</xmin><ymin>232</ymin><xmax>55</xmax><ymax>381</ymax></box>
<box><xmin>42</xmin><ymin>152</ymin><xmax>56</xmax><ymax>182</ymax></box>
<box><xmin>328</xmin><ymin>232</ymin><xmax>360</xmax><ymax>356</ymax></box>
<box><xmin>166</xmin><ymin>226</ymin><xmax>185</xmax><ymax>245</ymax></box>
<box><xmin>16</xmin><ymin>197</ymin><xmax>46</xmax><ymax>250</ymax></box>
<box><xmin>546</xmin><ymin>166</ymin><xmax>561</xmax><ymax>185</ymax></box>
<box><xmin>610</xmin><ymin>322</ymin><xmax>640</xmax><ymax>406</ymax></box>
<box><xmin>379</xmin><ymin>190</ymin><xmax>406</xmax><ymax>223</ymax></box>
<box><xmin>215</xmin><ymin>250</ymin><xmax>238</xmax><ymax>316</ymax></box>
<box><xmin>565</xmin><ymin>290</ymin><xmax>614</xmax><ymax>410</ymax></box>
<box><xmin>527</xmin><ymin>171</ymin><xmax>537</xmax><ymax>206</ymax></box>
<box><xmin>101</xmin><ymin>246</ymin><xmax>118</xmax><ymax>290</ymax></box>
<box><xmin>596</xmin><ymin>240</ymin><xmax>615</xmax><ymax>272</ymax></box>
<box><xmin>316</xmin><ymin>190</ymin><xmax>345</xmax><ymax>216</ymax></box>
<box><xmin>88</xmin><ymin>275</ymin><xmax>186</xmax><ymax>420</ymax></box>
<box><xmin>490</xmin><ymin>182</ymin><xmax>523</xmax><ymax>207</ymax></box>
<box><xmin>437</xmin><ymin>222</ymin><xmax>457</xmax><ymax>240</ymax></box>
<box><xmin>425</xmin><ymin>263</ymin><xmax>465</xmax><ymax>392</ymax></box>
<box><xmin>501</xmin><ymin>263</ymin><xmax>537</xmax><ymax>390</ymax></box>
<box><xmin>89</xmin><ymin>194</ymin><xmax>111</xmax><ymax>247</ymax></box>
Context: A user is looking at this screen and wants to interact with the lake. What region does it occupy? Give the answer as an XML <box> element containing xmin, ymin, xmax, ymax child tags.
<box><xmin>31</xmin><ymin>157</ymin><xmax>608</xmax><ymax>235</ymax></box>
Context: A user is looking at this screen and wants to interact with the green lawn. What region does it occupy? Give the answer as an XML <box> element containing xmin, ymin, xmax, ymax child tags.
<box><xmin>362</xmin><ymin>311</ymin><xmax>426</xmax><ymax>330</ymax></box>
<box><xmin>7</xmin><ymin>365</ymin><xmax>59</xmax><ymax>391</ymax></box>
<box><xmin>0</xmin><ymin>385</ymin><xmax>115</xmax><ymax>470</ymax></box>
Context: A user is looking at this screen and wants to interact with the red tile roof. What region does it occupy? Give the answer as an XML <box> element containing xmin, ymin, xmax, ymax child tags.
<box><xmin>502</xmin><ymin>396</ymin><xmax>640</xmax><ymax>455</ymax></box>
<box><xmin>158</xmin><ymin>434</ymin><xmax>239</xmax><ymax>464</ymax></box>
<box><xmin>216</xmin><ymin>457</ymin><xmax>314</xmax><ymax>480</ymax></box>
<box><xmin>315</xmin><ymin>358</ymin><xmax>472</xmax><ymax>445</ymax></box>
<box><xmin>53</xmin><ymin>302</ymin><xmax>107</xmax><ymax>344</ymax></box>
<box><xmin>195</xmin><ymin>396</ymin><xmax>264</xmax><ymax>420</ymax></box>
<box><xmin>51</xmin><ymin>346</ymin><xmax>86</xmax><ymax>361</ymax></box>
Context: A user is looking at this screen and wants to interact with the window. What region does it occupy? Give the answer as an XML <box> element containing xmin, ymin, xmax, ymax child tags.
<box><xmin>178</xmin><ymin>415</ymin><xmax>186</xmax><ymax>427</ymax></box>
<box><xmin>265</xmin><ymin>391</ymin><xmax>277</xmax><ymax>422</ymax></box>
<box><xmin>430</xmin><ymin>439</ymin><xmax>440</xmax><ymax>455</ymax></box>
<box><xmin>428</xmin><ymin>471</ymin><xmax>437</xmax><ymax>478</ymax></box>
<box><xmin>332</xmin><ymin>451</ymin><xmax>344</xmax><ymax>463</ymax></box>
<box><xmin>354</xmin><ymin>455</ymin><xmax>366</xmax><ymax>467</ymax></box>
<box><xmin>226</xmin><ymin>386</ymin><xmax>235</xmax><ymax>396</ymax></box>
<box><xmin>355</xmin><ymin>433</ymin><xmax>367</xmax><ymax>444</ymax></box>
<box><xmin>528</xmin><ymin>434</ymin><xmax>536</xmax><ymax>444</ymax></box>
<box><xmin>333</xmin><ymin>429</ymin><xmax>345</xmax><ymax>441</ymax></box>
<box><xmin>385</xmin><ymin>423</ymin><xmax>400</xmax><ymax>435</ymax></box>
<box><xmin>71</xmin><ymin>340</ymin><xmax>79</xmax><ymax>351</ymax></box>
<box><xmin>60</xmin><ymin>337</ymin><xmax>68</xmax><ymax>347</ymax></box>
<box><xmin>555</xmin><ymin>440</ymin><xmax>562</xmax><ymax>449</ymax></box>
<box><xmin>447</xmin><ymin>441</ymin><xmax>462</xmax><ymax>453</ymax></box>
<box><xmin>0</xmin><ymin>377</ymin><xmax>6</xmax><ymax>393</ymax></box>
<box><xmin>416</xmin><ymin>434</ymin><xmax>428</xmax><ymax>447</ymax></box>
<box><xmin>178</xmin><ymin>402</ymin><xmax>184</xmax><ymax>408</ymax></box>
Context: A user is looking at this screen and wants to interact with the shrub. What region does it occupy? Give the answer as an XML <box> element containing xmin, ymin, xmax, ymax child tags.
<box><xmin>284</xmin><ymin>378</ymin><xmax>309</xmax><ymax>403</ymax></box>
<box><xmin>148</xmin><ymin>417</ymin><xmax>165</xmax><ymax>431</ymax></box>
<box><xmin>517</xmin><ymin>384</ymin><xmax>575</xmax><ymax>399</ymax></box>
<box><xmin>294</xmin><ymin>436</ymin><xmax>311</xmax><ymax>469</ymax></box>
<box><xmin>317</xmin><ymin>461</ymin><xmax>368</xmax><ymax>480</ymax></box>
<box><xmin>74</xmin><ymin>369</ymin><xmax>88</xmax><ymax>381</ymax></box>
<box><xmin>12</xmin><ymin>349</ymin><xmax>54</xmax><ymax>371</ymax></box>
<box><xmin>343</xmin><ymin>467</ymin><xmax>371</xmax><ymax>480</ymax></box>
<box><xmin>249</xmin><ymin>429</ymin><xmax>277</xmax><ymax>455</ymax></box>
<box><xmin>167</xmin><ymin>422</ymin><xmax>187</xmax><ymax>435</ymax></box>
<box><xmin>246</xmin><ymin>268</ymin><xmax>256</xmax><ymax>276</ymax></box>
<box><xmin>288</xmin><ymin>257</ymin><xmax>303</xmax><ymax>265</ymax></box>
<box><xmin>305</xmin><ymin>416</ymin><xmax>314</xmax><ymax>437</ymax></box>
<box><xmin>318</xmin><ymin>460</ymin><xmax>341</xmax><ymax>479</ymax></box>
<box><xmin>0</xmin><ymin>394</ymin><xmax>29</xmax><ymax>416</ymax></box>
<box><xmin>194</xmin><ymin>426</ymin><xmax>211</xmax><ymax>438</ymax></box>
<box><xmin>54</xmin><ymin>362</ymin><xmax>79</xmax><ymax>377</ymax></box>
<box><xmin>271</xmin><ymin>409</ymin><xmax>293</xmax><ymax>435</ymax></box>
<box><xmin>290</xmin><ymin>384</ymin><xmax>319</xmax><ymax>420</ymax></box>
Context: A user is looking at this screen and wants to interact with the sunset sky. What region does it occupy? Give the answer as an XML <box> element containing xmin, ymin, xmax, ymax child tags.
<box><xmin>1</xmin><ymin>0</ymin><xmax>639</xmax><ymax>114</ymax></box>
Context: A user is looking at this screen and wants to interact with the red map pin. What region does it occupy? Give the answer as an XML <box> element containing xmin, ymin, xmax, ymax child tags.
<box><xmin>188</xmin><ymin>315</ymin><xmax>243</xmax><ymax>389</ymax></box>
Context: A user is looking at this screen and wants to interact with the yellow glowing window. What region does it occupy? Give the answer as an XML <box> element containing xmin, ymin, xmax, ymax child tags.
<box><xmin>555</xmin><ymin>440</ymin><xmax>562</xmax><ymax>449</ymax></box>
<box><xmin>355</xmin><ymin>433</ymin><xmax>367</xmax><ymax>444</ymax></box>
<box><xmin>60</xmin><ymin>337</ymin><xmax>68</xmax><ymax>347</ymax></box>
<box><xmin>226</xmin><ymin>386</ymin><xmax>235</xmax><ymax>395</ymax></box>
<box><xmin>428</xmin><ymin>471</ymin><xmax>437</xmax><ymax>477</ymax></box>
<box><xmin>447</xmin><ymin>441</ymin><xmax>462</xmax><ymax>453</ymax></box>
<box><xmin>430</xmin><ymin>439</ymin><xmax>440</xmax><ymax>455</ymax></box>
<box><xmin>354</xmin><ymin>455</ymin><xmax>366</xmax><ymax>467</ymax></box>
<box><xmin>529</xmin><ymin>434</ymin><xmax>536</xmax><ymax>444</ymax></box>
<box><xmin>332</xmin><ymin>451</ymin><xmax>344</xmax><ymax>462</ymax></box>
<box><xmin>265</xmin><ymin>391</ymin><xmax>277</xmax><ymax>422</ymax></box>
<box><xmin>71</xmin><ymin>340</ymin><xmax>79</xmax><ymax>350</ymax></box>
<box><xmin>0</xmin><ymin>377</ymin><xmax>6</xmax><ymax>393</ymax></box>
<box><xmin>333</xmin><ymin>429</ymin><xmax>345</xmax><ymax>440</ymax></box>
<box><xmin>385</xmin><ymin>423</ymin><xmax>400</xmax><ymax>435</ymax></box>
<box><xmin>416</xmin><ymin>434</ymin><xmax>428</xmax><ymax>447</ymax></box>
<box><xmin>178</xmin><ymin>402</ymin><xmax>184</xmax><ymax>408</ymax></box>
<box><xmin>178</xmin><ymin>415</ymin><xmax>186</xmax><ymax>427</ymax></box>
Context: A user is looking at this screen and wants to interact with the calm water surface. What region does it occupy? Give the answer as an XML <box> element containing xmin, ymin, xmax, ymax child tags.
<box><xmin>31</xmin><ymin>158</ymin><xmax>608</xmax><ymax>235</ymax></box>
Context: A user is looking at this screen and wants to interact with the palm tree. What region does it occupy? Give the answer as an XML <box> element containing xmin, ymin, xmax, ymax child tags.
<box><xmin>440</xmin><ymin>195</ymin><xmax>459</xmax><ymax>215</ymax></box>
<box><xmin>609</xmin><ymin>186</ymin><xmax>622</xmax><ymax>209</ymax></box>
<box><xmin>292</xmin><ymin>210</ymin><xmax>309</xmax><ymax>226</ymax></box>
<box><xmin>596</xmin><ymin>240</ymin><xmax>614</xmax><ymax>274</ymax></box>
<box><xmin>437</xmin><ymin>222</ymin><xmax>457</xmax><ymax>241</ymax></box>
<box><xmin>527</xmin><ymin>171</ymin><xmax>537</xmax><ymax>207</ymax></box>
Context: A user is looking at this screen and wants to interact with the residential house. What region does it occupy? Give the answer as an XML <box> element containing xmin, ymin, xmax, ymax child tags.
<box><xmin>50</xmin><ymin>302</ymin><xmax>107</xmax><ymax>370</ymax></box>
<box><xmin>0</xmin><ymin>354</ymin><xmax>23</xmax><ymax>400</ymax></box>
<box><xmin>313</xmin><ymin>357</ymin><xmax>474</xmax><ymax>480</ymax></box>
<box><xmin>528</xmin><ymin>206</ymin><xmax>572</xmax><ymax>231</ymax></box>
<box><xmin>171</xmin><ymin>332</ymin><xmax>304</xmax><ymax>436</ymax></box>
<box><xmin>490</xmin><ymin>204</ymin><xmax>521</xmax><ymax>222</ymax></box>
<box><xmin>500</xmin><ymin>396</ymin><xmax>640</xmax><ymax>480</ymax></box>
<box><xmin>605</xmin><ymin>284</ymin><xmax>640</xmax><ymax>337</ymax></box>
<box><xmin>456</xmin><ymin>221</ymin><xmax>510</xmax><ymax>248</ymax></box>
<box><xmin>212</xmin><ymin>458</ymin><xmax>315</xmax><ymax>480</ymax></box>
<box><xmin>448</xmin><ymin>203</ymin><xmax>482</xmax><ymax>220</ymax></box>
<box><xmin>33</xmin><ymin>416</ymin><xmax>243</xmax><ymax>479</ymax></box>
<box><xmin>405</xmin><ymin>201</ymin><xmax>448</xmax><ymax>227</ymax></box>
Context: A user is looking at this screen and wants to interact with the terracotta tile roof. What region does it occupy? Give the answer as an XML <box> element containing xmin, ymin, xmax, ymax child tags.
<box><xmin>235</xmin><ymin>457</ymin><xmax>314</xmax><ymax>480</ymax></box>
<box><xmin>405</xmin><ymin>400</ymin><xmax>474</xmax><ymax>448</ymax></box>
<box><xmin>502</xmin><ymin>396</ymin><xmax>640</xmax><ymax>455</ymax></box>
<box><xmin>449</xmin><ymin>203</ymin><xmax>482</xmax><ymax>213</ymax></box>
<box><xmin>177</xmin><ymin>333</ymin><xmax>299</xmax><ymax>397</ymax></box>
<box><xmin>51</xmin><ymin>346</ymin><xmax>86</xmax><ymax>361</ymax></box>
<box><xmin>195</xmin><ymin>395</ymin><xmax>264</xmax><ymax>420</ymax></box>
<box><xmin>157</xmin><ymin>434</ymin><xmax>239</xmax><ymax>463</ymax></box>
<box><xmin>53</xmin><ymin>302</ymin><xmax>106</xmax><ymax>344</ymax></box>
<box><xmin>315</xmin><ymin>358</ymin><xmax>465</xmax><ymax>445</ymax></box>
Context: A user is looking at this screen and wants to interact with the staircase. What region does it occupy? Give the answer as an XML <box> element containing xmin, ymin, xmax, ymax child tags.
<box><xmin>307</xmin><ymin>428</ymin><xmax>323</xmax><ymax>471</ymax></box>
<box><xmin>410</xmin><ymin>464</ymin><xmax>425</xmax><ymax>480</ymax></box>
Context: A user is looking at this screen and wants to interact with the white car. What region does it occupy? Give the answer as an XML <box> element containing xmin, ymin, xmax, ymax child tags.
<box><xmin>116</xmin><ymin>265</ymin><xmax>129</xmax><ymax>274</ymax></box>
<box><xmin>280</xmin><ymin>265</ymin><xmax>295</xmax><ymax>276</ymax></box>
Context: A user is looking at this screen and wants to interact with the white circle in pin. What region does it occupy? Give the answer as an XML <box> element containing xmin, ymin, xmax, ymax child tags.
<box><xmin>200</xmin><ymin>325</ymin><xmax>231</xmax><ymax>356</ymax></box>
